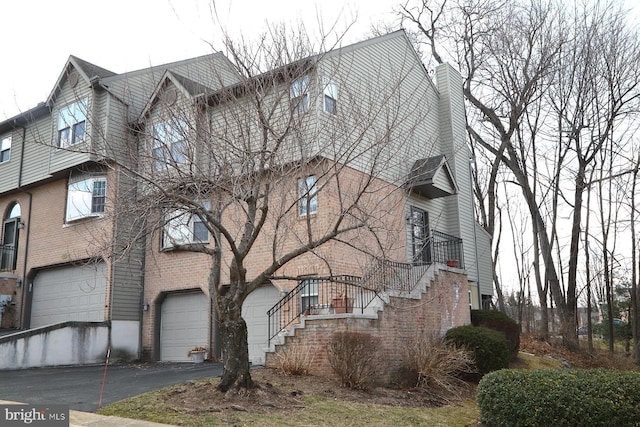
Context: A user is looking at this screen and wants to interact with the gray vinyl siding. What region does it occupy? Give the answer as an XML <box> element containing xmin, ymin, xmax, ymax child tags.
<box><xmin>110</xmin><ymin>168</ymin><xmax>145</xmax><ymax>321</ymax></box>
<box><xmin>316</xmin><ymin>32</ymin><xmax>441</xmax><ymax>185</ymax></box>
<box><xmin>436</xmin><ymin>63</ymin><xmax>478</xmax><ymax>282</ymax></box>
<box><xmin>102</xmin><ymin>93</ymin><xmax>132</xmax><ymax>166</ymax></box>
<box><xmin>475</xmin><ymin>222</ymin><xmax>494</xmax><ymax>297</ymax></box>
<box><xmin>0</xmin><ymin>128</ymin><xmax>21</xmax><ymax>193</ymax></box>
<box><xmin>19</xmin><ymin>115</ymin><xmax>55</xmax><ymax>187</ymax></box>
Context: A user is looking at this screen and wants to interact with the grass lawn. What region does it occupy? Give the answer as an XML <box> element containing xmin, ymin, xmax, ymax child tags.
<box><xmin>97</xmin><ymin>378</ymin><xmax>480</xmax><ymax>427</ymax></box>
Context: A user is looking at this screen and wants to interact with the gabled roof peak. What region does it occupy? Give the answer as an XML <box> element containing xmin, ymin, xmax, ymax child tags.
<box><xmin>68</xmin><ymin>55</ymin><xmax>117</xmax><ymax>80</ymax></box>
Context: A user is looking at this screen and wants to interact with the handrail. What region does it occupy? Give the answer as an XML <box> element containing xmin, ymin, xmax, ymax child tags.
<box><xmin>267</xmin><ymin>275</ymin><xmax>378</xmax><ymax>344</ymax></box>
<box><xmin>267</xmin><ymin>229</ymin><xmax>464</xmax><ymax>344</ymax></box>
<box><xmin>430</xmin><ymin>230</ymin><xmax>464</xmax><ymax>267</ymax></box>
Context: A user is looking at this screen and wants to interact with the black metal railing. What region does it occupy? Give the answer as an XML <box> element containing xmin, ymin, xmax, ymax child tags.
<box><xmin>267</xmin><ymin>275</ymin><xmax>378</xmax><ymax>344</ymax></box>
<box><xmin>0</xmin><ymin>245</ymin><xmax>17</xmax><ymax>272</ymax></box>
<box><xmin>430</xmin><ymin>230</ymin><xmax>464</xmax><ymax>268</ymax></box>
<box><xmin>360</xmin><ymin>259</ymin><xmax>431</xmax><ymax>293</ymax></box>
<box><xmin>266</xmin><ymin>230</ymin><xmax>464</xmax><ymax>344</ymax></box>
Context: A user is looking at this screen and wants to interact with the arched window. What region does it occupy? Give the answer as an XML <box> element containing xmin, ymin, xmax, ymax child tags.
<box><xmin>7</xmin><ymin>203</ymin><xmax>21</xmax><ymax>219</ymax></box>
<box><xmin>1</xmin><ymin>202</ymin><xmax>20</xmax><ymax>271</ymax></box>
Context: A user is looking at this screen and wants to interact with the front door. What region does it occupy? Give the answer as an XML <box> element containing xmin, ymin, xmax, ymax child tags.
<box><xmin>410</xmin><ymin>207</ymin><xmax>430</xmax><ymax>264</ymax></box>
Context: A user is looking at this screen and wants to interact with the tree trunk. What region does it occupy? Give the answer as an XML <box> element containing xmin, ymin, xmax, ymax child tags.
<box><xmin>216</xmin><ymin>294</ymin><xmax>255</xmax><ymax>392</ymax></box>
<box><xmin>565</xmin><ymin>161</ymin><xmax>585</xmax><ymax>349</ymax></box>
<box><xmin>631</xmin><ymin>160</ymin><xmax>640</xmax><ymax>364</ymax></box>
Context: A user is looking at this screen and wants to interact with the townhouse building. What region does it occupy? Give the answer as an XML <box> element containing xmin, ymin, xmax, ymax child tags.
<box><xmin>0</xmin><ymin>30</ymin><xmax>492</xmax><ymax>370</ymax></box>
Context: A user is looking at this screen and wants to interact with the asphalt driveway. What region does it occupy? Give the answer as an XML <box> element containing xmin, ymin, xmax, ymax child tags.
<box><xmin>0</xmin><ymin>362</ymin><xmax>223</xmax><ymax>412</ymax></box>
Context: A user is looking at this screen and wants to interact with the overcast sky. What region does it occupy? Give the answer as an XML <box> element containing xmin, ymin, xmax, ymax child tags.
<box><xmin>0</xmin><ymin>0</ymin><xmax>396</xmax><ymax>120</ymax></box>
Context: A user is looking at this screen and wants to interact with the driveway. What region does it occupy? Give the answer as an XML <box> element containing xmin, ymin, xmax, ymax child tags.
<box><xmin>0</xmin><ymin>362</ymin><xmax>223</xmax><ymax>412</ymax></box>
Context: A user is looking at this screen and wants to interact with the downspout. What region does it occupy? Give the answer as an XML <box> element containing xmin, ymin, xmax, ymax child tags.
<box><xmin>17</xmin><ymin>124</ymin><xmax>33</xmax><ymax>329</ymax></box>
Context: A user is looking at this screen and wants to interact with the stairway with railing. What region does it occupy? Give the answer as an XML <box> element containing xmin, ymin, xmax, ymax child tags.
<box><xmin>266</xmin><ymin>229</ymin><xmax>464</xmax><ymax>344</ymax></box>
<box><xmin>267</xmin><ymin>275</ymin><xmax>378</xmax><ymax>344</ymax></box>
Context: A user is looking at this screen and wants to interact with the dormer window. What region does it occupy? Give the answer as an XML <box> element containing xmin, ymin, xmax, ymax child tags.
<box><xmin>153</xmin><ymin>119</ymin><xmax>188</xmax><ymax>170</ymax></box>
<box><xmin>58</xmin><ymin>98</ymin><xmax>88</xmax><ymax>148</ymax></box>
<box><xmin>290</xmin><ymin>76</ymin><xmax>309</xmax><ymax>114</ymax></box>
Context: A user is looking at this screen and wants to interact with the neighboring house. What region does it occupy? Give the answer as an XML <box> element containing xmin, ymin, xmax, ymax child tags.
<box><xmin>0</xmin><ymin>53</ymin><xmax>240</xmax><ymax>367</ymax></box>
<box><xmin>0</xmin><ymin>30</ymin><xmax>493</xmax><ymax>371</ymax></box>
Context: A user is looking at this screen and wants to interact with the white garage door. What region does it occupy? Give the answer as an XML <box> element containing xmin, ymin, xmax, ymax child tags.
<box><xmin>31</xmin><ymin>263</ymin><xmax>108</xmax><ymax>328</ymax></box>
<box><xmin>242</xmin><ymin>285</ymin><xmax>281</xmax><ymax>365</ymax></box>
<box><xmin>160</xmin><ymin>292</ymin><xmax>208</xmax><ymax>362</ymax></box>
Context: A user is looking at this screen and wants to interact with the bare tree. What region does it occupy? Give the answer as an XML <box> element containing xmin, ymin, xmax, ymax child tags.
<box><xmin>400</xmin><ymin>0</ymin><xmax>640</xmax><ymax>351</ymax></box>
<box><xmin>90</xmin><ymin>24</ymin><xmax>437</xmax><ymax>391</ymax></box>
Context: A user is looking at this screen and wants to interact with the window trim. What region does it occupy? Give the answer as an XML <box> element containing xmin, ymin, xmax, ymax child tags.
<box><xmin>65</xmin><ymin>176</ymin><xmax>107</xmax><ymax>223</ymax></box>
<box><xmin>57</xmin><ymin>98</ymin><xmax>88</xmax><ymax>148</ymax></box>
<box><xmin>161</xmin><ymin>202</ymin><xmax>210</xmax><ymax>249</ymax></box>
<box><xmin>322</xmin><ymin>78</ymin><xmax>338</xmax><ymax>115</ymax></box>
<box><xmin>0</xmin><ymin>135</ymin><xmax>11</xmax><ymax>163</ymax></box>
<box><xmin>153</xmin><ymin>119</ymin><xmax>189</xmax><ymax>170</ymax></box>
<box><xmin>298</xmin><ymin>175</ymin><xmax>318</xmax><ymax>216</ymax></box>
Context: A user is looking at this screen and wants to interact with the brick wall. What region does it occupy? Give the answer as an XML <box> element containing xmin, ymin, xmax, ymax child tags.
<box><xmin>265</xmin><ymin>267</ymin><xmax>471</xmax><ymax>382</ymax></box>
<box><xmin>0</xmin><ymin>169</ymin><xmax>118</xmax><ymax>328</ymax></box>
<box><xmin>140</xmin><ymin>162</ymin><xmax>408</xmax><ymax>356</ymax></box>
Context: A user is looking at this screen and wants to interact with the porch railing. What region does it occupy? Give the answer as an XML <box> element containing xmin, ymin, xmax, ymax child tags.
<box><xmin>430</xmin><ymin>230</ymin><xmax>464</xmax><ymax>268</ymax></box>
<box><xmin>267</xmin><ymin>275</ymin><xmax>377</xmax><ymax>344</ymax></box>
<box><xmin>360</xmin><ymin>259</ymin><xmax>431</xmax><ymax>292</ymax></box>
<box><xmin>266</xmin><ymin>230</ymin><xmax>464</xmax><ymax>344</ymax></box>
<box><xmin>0</xmin><ymin>245</ymin><xmax>17</xmax><ymax>272</ymax></box>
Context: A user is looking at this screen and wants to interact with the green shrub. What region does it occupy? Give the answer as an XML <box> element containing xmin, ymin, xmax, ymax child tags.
<box><xmin>444</xmin><ymin>325</ymin><xmax>509</xmax><ymax>376</ymax></box>
<box><xmin>477</xmin><ymin>369</ymin><xmax>640</xmax><ymax>427</ymax></box>
<box><xmin>327</xmin><ymin>331</ymin><xmax>382</xmax><ymax>390</ymax></box>
<box><xmin>471</xmin><ymin>309</ymin><xmax>520</xmax><ymax>360</ymax></box>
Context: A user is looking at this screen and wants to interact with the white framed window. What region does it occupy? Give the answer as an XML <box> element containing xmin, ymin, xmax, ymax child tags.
<box><xmin>298</xmin><ymin>175</ymin><xmax>318</xmax><ymax>216</ymax></box>
<box><xmin>300</xmin><ymin>277</ymin><xmax>318</xmax><ymax>313</ymax></box>
<box><xmin>58</xmin><ymin>98</ymin><xmax>88</xmax><ymax>148</ymax></box>
<box><xmin>322</xmin><ymin>78</ymin><xmax>338</xmax><ymax>115</ymax></box>
<box><xmin>290</xmin><ymin>76</ymin><xmax>309</xmax><ymax>114</ymax></box>
<box><xmin>66</xmin><ymin>177</ymin><xmax>106</xmax><ymax>222</ymax></box>
<box><xmin>153</xmin><ymin>119</ymin><xmax>188</xmax><ymax>170</ymax></box>
<box><xmin>162</xmin><ymin>202</ymin><xmax>209</xmax><ymax>249</ymax></box>
<box><xmin>0</xmin><ymin>135</ymin><xmax>10</xmax><ymax>163</ymax></box>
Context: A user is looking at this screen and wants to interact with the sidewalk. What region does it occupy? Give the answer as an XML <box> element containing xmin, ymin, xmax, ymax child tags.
<box><xmin>0</xmin><ymin>400</ymin><xmax>178</xmax><ymax>427</ymax></box>
<box><xmin>69</xmin><ymin>410</ymin><xmax>178</xmax><ymax>427</ymax></box>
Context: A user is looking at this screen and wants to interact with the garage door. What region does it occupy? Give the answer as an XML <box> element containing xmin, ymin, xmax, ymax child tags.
<box><xmin>160</xmin><ymin>292</ymin><xmax>208</xmax><ymax>362</ymax></box>
<box><xmin>31</xmin><ymin>263</ymin><xmax>108</xmax><ymax>328</ymax></box>
<box><xmin>242</xmin><ymin>285</ymin><xmax>281</xmax><ymax>365</ymax></box>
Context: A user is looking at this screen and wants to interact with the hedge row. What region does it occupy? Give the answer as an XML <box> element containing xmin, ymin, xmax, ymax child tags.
<box><xmin>477</xmin><ymin>369</ymin><xmax>640</xmax><ymax>427</ymax></box>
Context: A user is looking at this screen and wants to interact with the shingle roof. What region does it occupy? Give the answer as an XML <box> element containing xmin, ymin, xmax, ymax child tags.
<box><xmin>406</xmin><ymin>155</ymin><xmax>457</xmax><ymax>199</ymax></box>
<box><xmin>410</xmin><ymin>155</ymin><xmax>446</xmax><ymax>182</ymax></box>
<box><xmin>69</xmin><ymin>55</ymin><xmax>117</xmax><ymax>80</ymax></box>
<box><xmin>170</xmin><ymin>72</ymin><xmax>212</xmax><ymax>97</ymax></box>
